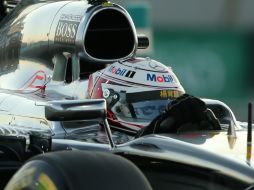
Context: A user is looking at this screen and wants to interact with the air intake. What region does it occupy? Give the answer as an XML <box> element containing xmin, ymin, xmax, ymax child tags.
<box><xmin>84</xmin><ymin>9</ymin><xmax>136</xmax><ymax>60</ymax></box>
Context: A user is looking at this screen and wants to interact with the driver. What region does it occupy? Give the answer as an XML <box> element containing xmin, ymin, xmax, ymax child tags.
<box><xmin>87</xmin><ymin>57</ymin><xmax>220</xmax><ymax>136</ymax></box>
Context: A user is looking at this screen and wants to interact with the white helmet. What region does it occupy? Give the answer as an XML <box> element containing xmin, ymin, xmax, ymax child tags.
<box><xmin>87</xmin><ymin>57</ymin><xmax>185</xmax><ymax>134</ymax></box>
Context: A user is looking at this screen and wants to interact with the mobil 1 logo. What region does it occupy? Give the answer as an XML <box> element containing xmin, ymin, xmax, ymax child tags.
<box><xmin>108</xmin><ymin>65</ymin><xmax>136</xmax><ymax>78</ymax></box>
<box><xmin>54</xmin><ymin>14</ymin><xmax>82</xmax><ymax>45</ymax></box>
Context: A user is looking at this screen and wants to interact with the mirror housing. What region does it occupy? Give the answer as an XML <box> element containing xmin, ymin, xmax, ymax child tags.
<box><xmin>45</xmin><ymin>99</ymin><xmax>106</xmax><ymax>121</ymax></box>
<box><xmin>45</xmin><ymin>99</ymin><xmax>116</xmax><ymax>148</ymax></box>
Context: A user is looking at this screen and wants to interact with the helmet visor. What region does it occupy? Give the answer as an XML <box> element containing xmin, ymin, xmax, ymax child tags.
<box><xmin>119</xmin><ymin>99</ymin><xmax>171</xmax><ymax>121</ymax></box>
<box><xmin>102</xmin><ymin>84</ymin><xmax>184</xmax><ymax>123</ymax></box>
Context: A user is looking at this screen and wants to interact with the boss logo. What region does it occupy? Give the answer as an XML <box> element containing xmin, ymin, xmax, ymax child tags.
<box><xmin>54</xmin><ymin>15</ymin><xmax>81</xmax><ymax>45</ymax></box>
<box><xmin>54</xmin><ymin>21</ymin><xmax>78</xmax><ymax>44</ymax></box>
<box><xmin>56</xmin><ymin>21</ymin><xmax>77</xmax><ymax>38</ymax></box>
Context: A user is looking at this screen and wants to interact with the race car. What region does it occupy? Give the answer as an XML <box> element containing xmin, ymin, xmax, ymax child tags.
<box><xmin>1</xmin><ymin>98</ymin><xmax>254</xmax><ymax>190</ymax></box>
<box><xmin>0</xmin><ymin>0</ymin><xmax>254</xmax><ymax>189</ymax></box>
<box><xmin>0</xmin><ymin>0</ymin><xmax>234</xmax><ymax>140</ymax></box>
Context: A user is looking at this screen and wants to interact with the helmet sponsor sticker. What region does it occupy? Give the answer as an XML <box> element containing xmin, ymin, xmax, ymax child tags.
<box><xmin>160</xmin><ymin>90</ymin><xmax>182</xmax><ymax>98</ymax></box>
<box><xmin>101</xmin><ymin>60</ymin><xmax>184</xmax><ymax>90</ymax></box>
<box><xmin>108</xmin><ymin>65</ymin><xmax>136</xmax><ymax>78</ymax></box>
<box><xmin>147</xmin><ymin>73</ymin><xmax>174</xmax><ymax>83</ymax></box>
<box><xmin>126</xmin><ymin>89</ymin><xmax>183</xmax><ymax>103</ymax></box>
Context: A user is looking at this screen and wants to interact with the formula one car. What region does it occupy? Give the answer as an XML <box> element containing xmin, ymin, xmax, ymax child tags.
<box><xmin>1</xmin><ymin>99</ymin><xmax>254</xmax><ymax>190</ymax></box>
<box><xmin>0</xmin><ymin>0</ymin><xmax>254</xmax><ymax>189</ymax></box>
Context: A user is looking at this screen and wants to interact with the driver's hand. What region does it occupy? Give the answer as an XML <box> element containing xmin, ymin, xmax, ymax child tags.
<box><xmin>136</xmin><ymin>94</ymin><xmax>221</xmax><ymax>138</ymax></box>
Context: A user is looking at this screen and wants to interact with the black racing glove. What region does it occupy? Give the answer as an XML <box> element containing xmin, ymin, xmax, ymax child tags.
<box><xmin>136</xmin><ymin>94</ymin><xmax>221</xmax><ymax>138</ymax></box>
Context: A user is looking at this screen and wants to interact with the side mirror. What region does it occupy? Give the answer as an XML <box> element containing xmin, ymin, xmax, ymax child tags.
<box><xmin>45</xmin><ymin>99</ymin><xmax>106</xmax><ymax>121</ymax></box>
<box><xmin>202</xmin><ymin>98</ymin><xmax>240</xmax><ymax>130</ymax></box>
<box><xmin>45</xmin><ymin>99</ymin><xmax>115</xmax><ymax>148</ymax></box>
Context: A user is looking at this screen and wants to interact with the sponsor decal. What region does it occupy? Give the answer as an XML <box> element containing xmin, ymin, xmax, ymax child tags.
<box><xmin>54</xmin><ymin>14</ymin><xmax>82</xmax><ymax>45</ymax></box>
<box><xmin>60</xmin><ymin>14</ymin><xmax>83</xmax><ymax>22</ymax></box>
<box><xmin>160</xmin><ymin>90</ymin><xmax>182</xmax><ymax>99</ymax></box>
<box><xmin>108</xmin><ymin>66</ymin><xmax>136</xmax><ymax>78</ymax></box>
<box><xmin>20</xmin><ymin>70</ymin><xmax>46</xmax><ymax>90</ymax></box>
<box><xmin>147</xmin><ymin>73</ymin><xmax>174</xmax><ymax>83</ymax></box>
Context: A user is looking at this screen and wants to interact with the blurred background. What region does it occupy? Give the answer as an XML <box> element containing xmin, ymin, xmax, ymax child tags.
<box><xmin>114</xmin><ymin>0</ymin><xmax>254</xmax><ymax>122</ymax></box>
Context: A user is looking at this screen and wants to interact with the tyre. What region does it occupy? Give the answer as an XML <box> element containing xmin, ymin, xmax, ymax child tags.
<box><xmin>5</xmin><ymin>150</ymin><xmax>152</xmax><ymax>190</ymax></box>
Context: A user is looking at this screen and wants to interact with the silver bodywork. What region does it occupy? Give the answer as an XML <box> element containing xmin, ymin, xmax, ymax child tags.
<box><xmin>0</xmin><ymin>0</ymin><xmax>139</xmax><ymax>138</ymax></box>
<box><xmin>0</xmin><ymin>1</ymin><xmax>254</xmax><ymax>189</ymax></box>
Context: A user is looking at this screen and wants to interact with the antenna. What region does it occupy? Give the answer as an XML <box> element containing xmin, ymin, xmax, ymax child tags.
<box><xmin>247</xmin><ymin>102</ymin><xmax>252</xmax><ymax>162</ymax></box>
